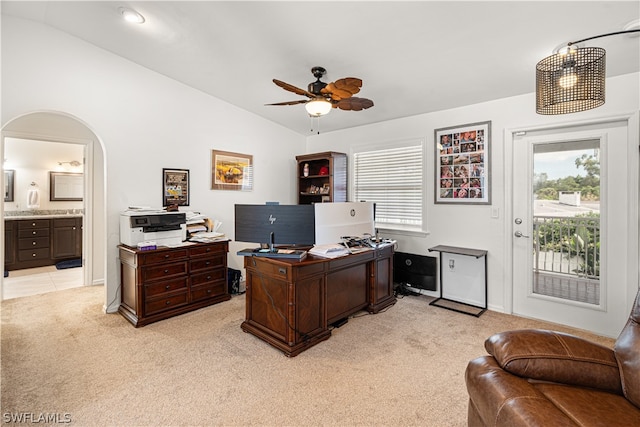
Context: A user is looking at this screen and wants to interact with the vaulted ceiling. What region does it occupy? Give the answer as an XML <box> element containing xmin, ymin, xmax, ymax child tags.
<box><xmin>2</xmin><ymin>1</ymin><xmax>639</xmax><ymax>135</ymax></box>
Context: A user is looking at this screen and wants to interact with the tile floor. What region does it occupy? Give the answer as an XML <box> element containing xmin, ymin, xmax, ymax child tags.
<box><xmin>2</xmin><ymin>266</ymin><xmax>84</xmax><ymax>300</ymax></box>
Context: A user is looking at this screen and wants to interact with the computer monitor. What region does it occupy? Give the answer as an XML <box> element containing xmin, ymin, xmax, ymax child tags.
<box><xmin>314</xmin><ymin>201</ymin><xmax>375</xmax><ymax>245</ymax></box>
<box><xmin>234</xmin><ymin>204</ymin><xmax>315</xmax><ymax>248</ymax></box>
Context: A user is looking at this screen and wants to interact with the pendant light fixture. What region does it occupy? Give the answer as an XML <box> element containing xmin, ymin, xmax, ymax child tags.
<box><xmin>536</xmin><ymin>26</ymin><xmax>640</xmax><ymax>115</ymax></box>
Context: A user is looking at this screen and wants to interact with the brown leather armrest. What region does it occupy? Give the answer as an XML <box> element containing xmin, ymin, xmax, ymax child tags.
<box><xmin>485</xmin><ymin>329</ymin><xmax>622</xmax><ymax>394</ymax></box>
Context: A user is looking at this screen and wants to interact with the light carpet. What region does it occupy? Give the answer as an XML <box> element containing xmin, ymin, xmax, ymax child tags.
<box><xmin>1</xmin><ymin>286</ymin><xmax>615</xmax><ymax>426</ymax></box>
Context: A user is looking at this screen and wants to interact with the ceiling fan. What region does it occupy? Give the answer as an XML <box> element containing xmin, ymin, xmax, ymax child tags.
<box><xmin>266</xmin><ymin>66</ymin><xmax>374</xmax><ymax>117</ymax></box>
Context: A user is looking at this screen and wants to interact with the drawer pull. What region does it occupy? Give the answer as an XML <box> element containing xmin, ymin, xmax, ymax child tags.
<box><xmin>205</xmin><ymin>261</ymin><xmax>211</xmax><ymax>266</ymax></box>
<box><xmin>32</xmin><ymin>242</ymin><xmax>36</xmax><ymax>246</ymax></box>
<box><xmin>31</xmin><ymin>222</ymin><xmax>36</xmax><ymax>227</ymax></box>
<box><xmin>32</xmin><ymin>253</ymin><xmax>36</xmax><ymax>257</ymax></box>
<box><xmin>165</xmin><ymin>301</ymin><xmax>171</xmax><ymax>305</ymax></box>
<box><xmin>278</xmin><ymin>268</ymin><xmax>286</xmax><ymax>275</ymax></box>
<box><xmin>32</xmin><ymin>231</ymin><xmax>36</xmax><ymax>235</ymax></box>
<box><xmin>164</xmin><ymin>269</ymin><xmax>169</xmax><ymax>274</ymax></box>
<box><xmin>206</xmin><ymin>275</ymin><xmax>211</xmax><ymax>280</ymax></box>
<box><xmin>165</xmin><ymin>285</ymin><xmax>171</xmax><ymax>290</ymax></box>
<box><xmin>164</xmin><ymin>254</ymin><xmax>170</xmax><ymax>259</ymax></box>
<box><xmin>207</xmin><ymin>289</ymin><xmax>212</xmax><ymax>294</ymax></box>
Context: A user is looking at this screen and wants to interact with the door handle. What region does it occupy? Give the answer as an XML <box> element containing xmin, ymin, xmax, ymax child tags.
<box><xmin>514</xmin><ymin>231</ymin><xmax>530</xmax><ymax>238</ymax></box>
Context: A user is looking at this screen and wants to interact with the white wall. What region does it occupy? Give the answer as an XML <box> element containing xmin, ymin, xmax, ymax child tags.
<box><xmin>305</xmin><ymin>73</ymin><xmax>640</xmax><ymax>313</ymax></box>
<box><xmin>3</xmin><ymin>14</ymin><xmax>638</xmax><ymax>320</ymax></box>
<box><xmin>2</xmin><ymin>16</ymin><xmax>305</xmax><ymax>311</ymax></box>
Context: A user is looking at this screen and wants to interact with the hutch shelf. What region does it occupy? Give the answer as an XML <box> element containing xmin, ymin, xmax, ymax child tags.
<box><xmin>295</xmin><ymin>151</ymin><xmax>347</xmax><ymax>204</ymax></box>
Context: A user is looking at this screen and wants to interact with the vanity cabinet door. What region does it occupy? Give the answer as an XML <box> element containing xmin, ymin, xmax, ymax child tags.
<box><xmin>51</xmin><ymin>217</ymin><xmax>82</xmax><ymax>259</ymax></box>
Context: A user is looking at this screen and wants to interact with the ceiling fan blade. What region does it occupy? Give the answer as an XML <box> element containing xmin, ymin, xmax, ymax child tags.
<box><xmin>321</xmin><ymin>77</ymin><xmax>362</xmax><ymax>100</ymax></box>
<box><xmin>273</xmin><ymin>79</ymin><xmax>315</xmax><ymax>98</ymax></box>
<box><xmin>333</xmin><ymin>97</ymin><xmax>374</xmax><ymax>111</ymax></box>
<box><xmin>265</xmin><ymin>100</ymin><xmax>308</xmax><ymax>106</ymax></box>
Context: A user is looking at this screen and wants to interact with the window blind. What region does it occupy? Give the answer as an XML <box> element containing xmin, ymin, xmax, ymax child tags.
<box><xmin>353</xmin><ymin>144</ymin><xmax>423</xmax><ymax>228</ymax></box>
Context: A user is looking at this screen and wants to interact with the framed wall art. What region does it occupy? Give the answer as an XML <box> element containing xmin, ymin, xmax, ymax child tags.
<box><xmin>163</xmin><ymin>168</ymin><xmax>190</xmax><ymax>206</ymax></box>
<box><xmin>211</xmin><ymin>150</ymin><xmax>253</xmax><ymax>191</ymax></box>
<box><xmin>4</xmin><ymin>169</ymin><xmax>14</xmax><ymax>202</ymax></box>
<box><xmin>435</xmin><ymin>121</ymin><xmax>491</xmax><ymax>205</ymax></box>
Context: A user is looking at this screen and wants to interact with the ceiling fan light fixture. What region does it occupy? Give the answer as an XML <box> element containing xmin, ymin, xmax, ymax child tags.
<box><xmin>305</xmin><ymin>98</ymin><xmax>332</xmax><ymax>117</ymax></box>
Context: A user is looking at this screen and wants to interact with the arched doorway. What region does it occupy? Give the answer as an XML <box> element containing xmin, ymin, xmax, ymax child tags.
<box><xmin>1</xmin><ymin>111</ymin><xmax>106</xmax><ymax>303</ymax></box>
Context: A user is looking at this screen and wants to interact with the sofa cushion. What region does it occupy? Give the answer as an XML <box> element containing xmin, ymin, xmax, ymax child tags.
<box><xmin>534</xmin><ymin>383</ymin><xmax>640</xmax><ymax>426</ymax></box>
<box><xmin>614</xmin><ymin>290</ymin><xmax>640</xmax><ymax>408</ymax></box>
<box><xmin>485</xmin><ymin>329</ymin><xmax>622</xmax><ymax>394</ymax></box>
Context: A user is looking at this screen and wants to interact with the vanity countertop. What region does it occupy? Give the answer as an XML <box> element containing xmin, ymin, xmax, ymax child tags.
<box><xmin>5</xmin><ymin>214</ymin><xmax>83</xmax><ymax>220</ymax></box>
<box><xmin>4</xmin><ymin>210</ymin><xmax>83</xmax><ymax>220</ymax></box>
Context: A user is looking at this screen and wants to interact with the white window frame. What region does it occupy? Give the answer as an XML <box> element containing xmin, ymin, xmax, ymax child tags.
<box><xmin>350</xmin><ymin>138</ymin><xmax>426</xmax><ymax>234</ymax></box>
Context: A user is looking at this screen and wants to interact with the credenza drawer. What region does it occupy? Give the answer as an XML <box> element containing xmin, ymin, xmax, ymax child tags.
<box><xmin>191</xmin><ymin>268</ymin><xmax>226</xmax><ymax>287</ymax></box>
<box><xmin>139</xmin><ymin>249</ymin><xmax>189</xmax><ymax>266</ymax></box>
<box><xmin>190</xmin><ymin>255</ymin><xmax>226</xmax><ymax>272</ymax></box>
<box><xmin>190</xmin><ymin>243</ymin><xmax>228</xmax><ymax>257</ymax></box>
<box><xmin>145</xmin><ymin>292</ymin><xmax>188</xmax><ymax>316</ymax></box>
<box><xmin>142</xmin><ymin>261</ymin><xmax>188</xmax><ymax>282</ymax></box>
<box><xmin>144</xmin><ymin>277</ymin><xmax>188</xmax><ymax>298</ymax></box>
<box><xmin>191</xmin><ymin>281</ymin><xmax>226</xmax><ymax>303</ymax></box>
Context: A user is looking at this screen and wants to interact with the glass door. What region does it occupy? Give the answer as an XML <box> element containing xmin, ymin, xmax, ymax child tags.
<box><xmin>512</xmin><ymin>120</ymin><xmax>632</xmax><ymax>337</ymax></box>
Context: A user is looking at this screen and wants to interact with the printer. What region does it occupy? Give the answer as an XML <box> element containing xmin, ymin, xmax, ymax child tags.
<box><xmin>120</xmin><ymin>211</ymin><xmax>187</xmax><ymax>247</ymax></box>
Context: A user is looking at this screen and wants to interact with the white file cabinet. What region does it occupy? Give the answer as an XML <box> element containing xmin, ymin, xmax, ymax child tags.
<box><xmin>428</xmin><ymin>245</ymin><xmax>487</xmax><ymax>316</ymax></box>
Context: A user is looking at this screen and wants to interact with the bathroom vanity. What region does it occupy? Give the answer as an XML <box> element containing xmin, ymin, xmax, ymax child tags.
<box><xmin>4</xmin><ymin>213</ymin><xmax>82</xmax><ymax>271</ymax></box>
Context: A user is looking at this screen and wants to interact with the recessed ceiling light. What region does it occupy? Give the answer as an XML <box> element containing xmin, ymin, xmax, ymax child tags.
<box><xmin>118</xmin><ymin>7</ymin><xmax>145</xmax><ymax>24</ymax></box>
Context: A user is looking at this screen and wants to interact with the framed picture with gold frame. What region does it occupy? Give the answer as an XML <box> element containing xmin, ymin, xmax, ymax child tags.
<box><xmin>435</xmin><ymin>121</ymin><xmax>491</xmax><ymax>204</ymax></box>
<box><xmin>211</xmin><ymin>150</ymin><xmax>253</xmax><ymax>191</ymax></box>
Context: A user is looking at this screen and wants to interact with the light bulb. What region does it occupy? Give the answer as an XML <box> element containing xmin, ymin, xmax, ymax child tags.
<box><xmin>559</xmin><ymin>71</ymin><xmax>578</xmax><ymax>89</ymax></box>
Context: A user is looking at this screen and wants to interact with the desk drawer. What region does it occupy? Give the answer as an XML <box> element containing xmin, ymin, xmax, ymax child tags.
<box><xmin>144</xmin><ymin>292</ymin><xmax>188</xmax><ymax>316</ymax></box>
<box><xmin>18</xmin><ymin>236</ymin><xmax>49</xmax><ymax>250</ymax></box>
<box><xmin>144</xmin><ymin>277</ymin><xmax>188</xmax><ymax>298</ymax></box>
<box><xmin>142</xmin><ymin>261</ymin><xmax>188</xmax><ymax>282</ymax></box>
<box><xmin>190</xmin><ymin>255</ymin><xmax>226</xmax><ymax>273</ymax></box>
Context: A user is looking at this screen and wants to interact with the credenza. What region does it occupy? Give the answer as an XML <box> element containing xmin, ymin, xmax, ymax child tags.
<box><xmin>240</xmin><ymin>244</ymin><xmax>395</xmax><ymax>356</ymax></box>
<box><xmin>118</xmin><ymin>241</ymin><xmax>230</xmax><ymax>327</ymax></box>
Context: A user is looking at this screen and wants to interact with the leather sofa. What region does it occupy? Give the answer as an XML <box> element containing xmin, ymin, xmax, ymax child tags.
<box><xmin>465</xmin><ymin>289</ymin><xmax>640</xmax><ymax>426</ymax></box>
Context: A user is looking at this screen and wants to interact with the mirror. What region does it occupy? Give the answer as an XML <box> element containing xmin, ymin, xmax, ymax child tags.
<box><xmin>50</xmin><ymin>172</ymin><xmax>83</xmax><ymax>201</ymax></box>
<box><xmin>4</xmin><ymin>170</ymin><xmax>15</xmax><ymax>202</ymax></box>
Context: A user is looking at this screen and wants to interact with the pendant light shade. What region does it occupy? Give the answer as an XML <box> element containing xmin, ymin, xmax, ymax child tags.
<box><xmin>536</xmin><ymin>46</ymin><xmax>606</xmax><ymax>115</ymax></box>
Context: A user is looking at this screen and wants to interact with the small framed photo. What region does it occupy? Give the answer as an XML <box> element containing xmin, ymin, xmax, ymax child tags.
<box><xmin>211</xmin><ymin>150</ymin><xmax>253</xmax><ymax>191</ymax></box>
<box><xmin>163</xmin><ymin>168</ymin><xmax>190</xmax><ymax>206</ymax></box>
<box><xmin>435</xmin><ymin>121</ymin><xmax>491</xmax><ymax>205</ymax></box>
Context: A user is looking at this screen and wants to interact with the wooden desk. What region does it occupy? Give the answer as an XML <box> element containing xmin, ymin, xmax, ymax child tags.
<box><xmin>241</xmin><ymin>244</ymin><xmax>395</xmax><ymax>356</ymax></box>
